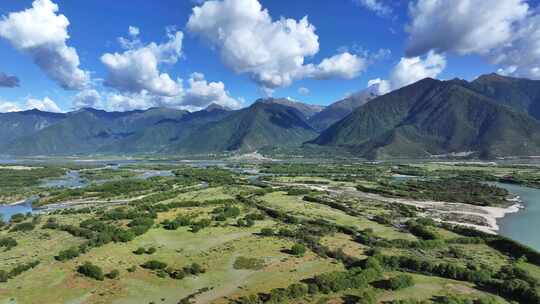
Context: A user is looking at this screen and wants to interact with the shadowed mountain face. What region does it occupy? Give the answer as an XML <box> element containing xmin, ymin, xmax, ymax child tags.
<box><xmin>173</xmin><ymin>101</ymin><xmax>318</xmax><ymax>153</ymax></box>
<box><xmin>310</xmin><ymin>77</ymin><xmax>540</xmax><ymax>159</ymax></box>
<box><xmin>255</xmin><ymin>98</ymin><xmax>325</xmax><ymax>120</ymax></box>
<box><xmin>0</xmin><ymin>109</ymin><xmax>66</xmax><ymax>145</ymax></box>
<box><xmin>466</xmin><ymin>73</ymin><xmax>540</xmax><ymax>121</ymax></box>
<box><xmin>2</xmin><ymin>74</ymin><xmax>540</xmax><ymax>158</ymax></box>
<box><xmin>0</xmin><ymin>101</ymin><xmax>317</xmax><ymax>155</ymax></box>
<box><xmin>308</xmin><ymin>85</ymin><xmax>381</xmax><ymax>131</ymax></box>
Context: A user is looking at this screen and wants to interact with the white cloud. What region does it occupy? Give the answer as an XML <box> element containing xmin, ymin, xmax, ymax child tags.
<box><xmin>488</xmin><ymin>11</ymin><xmax>540</xmax><ymax>79</ymax></box>
<box><xmin>406</xmin><ymin>0</ymin><xmax>528</xmax><ymax>57</ymax></box>
<box><xmin>367</xmin><ymin>78</ymin><xmax>391</xmax><ymax>95</ymax></box>
<box><xmin>103</xmin><ymin>73</ymin><xmax>241</xmax><ymax>112</ymax></box>
<box><xmin>26</xmin><ymin>97</ymin><xmax>62</xmax><ymax>112</ymax></box>
<box><xmin>389</xmin><ymin>51</ymin><xmax>446</xmax><ymax>89</ymax></box>
<box><xmin>182</xmin><ymin>72</ymin><xmax>242</xmax><ymax>109</ymax></box>
<box><xmin>0</xmin><ymin>0</ymin><xmax>90</xmax><ymax>90</ymax></box>
<box><xmin>305</xmin><ymin>52</ymin><xmax>366</xmax><ymax>80</ymax></box>
<box><xmin>73</xmin><ymin>89</ymin><xmax>102</xmax><ymax>109</ymax></box>
<box><xmin>353</xmin><ymin>0</ymin><xmax>392</xmax><ymax>16</ymax></box>
<box><xmin>128</xmin><ymin>26</ymin><xmax>140</xmax><ymax>37</ymax></box>
<box><xmin>187</xmin><ymin>0</ymin><xmax>366</xmax><ymax>90</ymax></box>
<box><xmin>298</xmin><ymin>87</ymin><xmax>310</xmax><ymax>95</ymax></box>
<box><xmin>105</xmin><ymin>91</ymin><xmax>156</xmax><ymax>112</ymax></box>
<box><xmin>0</xmin><ymin>101</ymin><xmax>22</xmax><ymax>113</ymax></box>
<box><xmin>101</xmin><ymin>27</ymin><xmax>183</xmax><ymax>96</ymax></box>
<box><xmin>370</xmin><ymin>51</ymin><xmax>446</xmax><ymax>93</ymax></box>
<box><xmin>404</xmin><ymin>0</ymin><xmax>540</xmax><ymax>79</ymax></box>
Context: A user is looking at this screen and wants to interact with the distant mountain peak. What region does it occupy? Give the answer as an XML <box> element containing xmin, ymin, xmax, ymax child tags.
<box><xmin>254</xmin><ymin>97</ymin><xmax>324</xmax><ymax>119</ymax></box>
<box><xmin>204</xmin><ymin>103</ymin><xmax>231</xmax><ymax>112</ymax></box>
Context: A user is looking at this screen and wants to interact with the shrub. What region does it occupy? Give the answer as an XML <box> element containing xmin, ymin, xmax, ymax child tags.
<box><xmin>10</xmin><ymin>222</ymin><xmax>35</xmax><ymax>232</ymax></box>
<box><xmin>133</xmin><ymin>247</ymin><xmax>146</xmax><ymax>255</ymax></box>
<box><xmin>141</xmin><ymin>260</ymin><xmax>167</xmax><ymax>270</ymax></box>
<box><xmin>55</xmin><ymin>247</ymin><xmax>80</xmax><ymax>261</ymax></box>
<box><xmin>233</xmin><ymin>257</ymin><xmax>265</xmax><ymax>270</ymax></box>
<box><xmin>387</xmin><ymin>274</ymin><xmax>414</xmax><ymax>290</ymax></box>
<box><xmin>260</xmin><ymin>228</ymin><xmax>274</xmax><ymax>236</ymax></box>
<box><xmin>290</xmin><ymin>244</ymin><xmax>306</xmax><ymax>257</ymax></box>
<box><xmin>77</xmin><ymin>262</ymin><xmax>104</xmax><ymax>281</ymax></box>
<box><xmin>0</xmin><ymin>237</ymin><xmax>17</xmax><ymax>250</ymax></box>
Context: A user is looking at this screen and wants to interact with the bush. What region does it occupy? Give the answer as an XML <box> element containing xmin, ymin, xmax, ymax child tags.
<box><xmin>233</xmin><ymin>257</ymin><xmax>265</xmax><ymax>270</ymax></box>
<box><xmin>387</xmin><ymin>274</ymin><xmax>414</xmax><ymax>290</ymax></box>
<box><xmin>290</xmin><ymin>244</ymin><xmax>306</xmax><ymax>257</ymax></box>
<box><xmin>133</xmin><ymin>247</ymin><xmax>146</xmax><ymax>255</ymax></box>
<box><xmin>55</xmin><ymin>247</ymin><xmax>80</xmax><ymax>261</ymax></box>
<box><xmin>10</xmin><ymin>222</ymin><xmax>35</xmax><ymax>232</ymax></box>
<box><xmin>77</xmin><ymin>262</ymin><xmax>104</xmax><ymax>281</ymax></box>
<box><xmin>0</xmin><ymin>237</ymin><xmax>17</xmax><ymax>250</ymax></box>
<box><xmin>260</xmin><ymin>228</ymin><xmax>274</xmax><ymax>236</ymax></box>
<box><xmin>141</xmin><ymin>260</ymin><xmax>167</xmax><ymax>270</ymax></box>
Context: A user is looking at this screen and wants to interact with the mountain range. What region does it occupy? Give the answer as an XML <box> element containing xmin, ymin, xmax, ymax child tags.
<box><xmin>1</xmin><ymin>74</ymin><xmax>539</xmax><ymax>159</ymax></box>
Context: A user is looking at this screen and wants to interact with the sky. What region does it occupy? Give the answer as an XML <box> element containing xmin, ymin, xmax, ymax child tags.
<box><xmin>0</xmin><ymin>0</ymin><xmax>539</xmax><ymax>113</ymax></box>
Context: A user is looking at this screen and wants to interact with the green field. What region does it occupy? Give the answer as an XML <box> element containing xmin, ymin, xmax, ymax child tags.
<box><xmin>0</xmin><ymin>162</ymin><xmax>538</xmax><ymax>304</ymax></box>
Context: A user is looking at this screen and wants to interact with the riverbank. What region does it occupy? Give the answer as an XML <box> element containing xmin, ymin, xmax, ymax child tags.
<box><xmin>275</xmin><ymin>181</ymin><xmax>525</xmax><ymax>235</ymax></box>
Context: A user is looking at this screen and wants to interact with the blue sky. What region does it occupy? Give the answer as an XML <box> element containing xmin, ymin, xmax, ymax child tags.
<box><xmin>0</xmin><ymin>0</ymin><xmax>538</xmax><ymax>112</ymax></box>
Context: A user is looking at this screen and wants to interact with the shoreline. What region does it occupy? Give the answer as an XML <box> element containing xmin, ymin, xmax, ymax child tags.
<box><xmin>291</xmin><ymin>182</ymin><xmax>525</xmax><ymax>235</ymax></box>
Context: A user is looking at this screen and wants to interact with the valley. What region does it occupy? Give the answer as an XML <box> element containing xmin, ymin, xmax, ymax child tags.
<box><xmin>0</xmin><ymin>158</ymin><xmax>539</xmax><ymax>304</ymax></box>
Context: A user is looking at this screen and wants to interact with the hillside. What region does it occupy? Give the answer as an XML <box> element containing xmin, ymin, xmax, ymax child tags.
<box><xmin>175</xmin><ymin>102</ymin><xmax>318</xmax><ymax>153</ymax></box>
<box><xmin>0</xmin><ymin>109</ymin><xmax>66</xmax><ymax>146</ymax></box>
<box><xmin>256</xmin><ymin>98</ymin><xmax>324</xmax><ymax>119</ymax></box>
<box><xmin>308</xmin><ymin>86</ymin><xmax>380</xmax><ymax>131</ymax></box>
<box><xmin>467</xmin><ymin>73</ymin><xmax>540</xmax><ymax>120</ymax></box>
<box><xmin>4</xmin><ymin>108</ymin><xmax>189</xmax><ymax>155</ymax></box>
<box><xmin>310</xmin><ymin>78</ymin><xmax>540</xmax><ymax>159</ymax></box>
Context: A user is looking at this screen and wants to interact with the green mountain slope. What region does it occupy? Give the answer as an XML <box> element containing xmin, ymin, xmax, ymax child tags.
<box><xmin>0</xmin><ymin>109</ymin><xmax>66</xmax><ymax>146</ymax></box>
<box><xmin>5</xmin><ymin>108</ymin><xmax>189</xmax><ymax>155</ymax></box>
<box><xmin>308</xmin><ymin>86</ymin><xmax>380</xmax><ymax>131</ymax></box>
<box><xmin>310</xmin><ymin>78</ymin><xmax>540</xmax><ymax>159</ymax></box>
<box><xmin>257</xmin><ymin>98</ymin><xmax>324</xmax><ymax>119</ymax></box>
<box><xmin>103</xmin><ymin>106</ymin><xmax>232</xmax><ymax>153</ymax></box>
<box><xmin>175</xmin><ymin>101</ymin><xmax>318</xmax><ymax>153</ymax></box>
<box><xmin>467</xmin><ymin>73</ymin><xmax>540</xmax><ymax>120</ymax></box>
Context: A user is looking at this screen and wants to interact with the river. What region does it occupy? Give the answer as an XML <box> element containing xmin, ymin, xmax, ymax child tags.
<box><xmin>493</xmin><ymin>182</ymin><xmax>540</xmax><ymax>251</ymax></box>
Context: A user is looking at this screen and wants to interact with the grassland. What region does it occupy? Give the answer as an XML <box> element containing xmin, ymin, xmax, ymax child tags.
<box><xmin>0</xmin><ymin>161</ymin><xmax>539</xmax><ymax>304</ymax></box>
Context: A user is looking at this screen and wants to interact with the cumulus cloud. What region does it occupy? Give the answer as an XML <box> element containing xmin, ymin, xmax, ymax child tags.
<box><xmin>101</xmin><ymin>27</ymin><xmax>183</xmax><ymax>96</ymax></box>
<box><xmin>73</xmin><ymin>89</ymin><xmax>102</xmax><ymax>109</ymax></box>
<box><xmin>182</xmin><ymin>73</ymin><xmax>242</xmax><ymax>109</ymax></box>
<box><xmin>103</xmin><ymin>73</ymin><xmax>241</xmax><ymax>112</ymax></box>
<box><xmin>305</xmin><ymin>52</ymin><xmax>366</xmax><ymax>80</ymax></box>
<box><xmin>298</xmin><ymin>87</ymin><xmax>310</xmax><ymax>95</ymax></box>
<box><xmin>25</xmin><ymin>97</ymin><xmax>62</xmax><ymax>112</ymax></box>
<box><xmin>0</xmin><ymin>0</ymin><xmax>90</xmax><ymax>90</ymax></box>
<box><xmin>369</xmin><ymin>51</ymin><xmax>446</xmax><ymax>93</ymax></box>
<box><xmin>187</xmin><ymin>0</ymin><xmax>366</xmax><ymax>90</ymax></box>
<box><xmin>367</xmin><ymin>78</ymin><xmax>391</xmax><ymax>95</ymax></box>
<box><xmin>389</xmin><ymin>51</ymin><xmax>446</xmax><ymax>89</ymax></box>
<box><xmin>0</xmin><ymin>101</ymin><xmax>22</xmax><ymax>113</ymax></box>
<box><xmin>489</xmin><ymin>11</ymin><xmax>540</xmax><ymax>79</ymax></box>
<box><xmin>353</xmin><ymin>0</ymin><xmax>392</xmax><ymax>16</ymax></box>
<box><xmin>0</xmin><ymin>73</ymin><xmax>20</xmax><ymax>87</ymax></box>
<box><xmin>404</xmin><ymin>0</ymin><xmax>540</xmax><ymax>79</ymax></box>
<box><xmin>128</xmin><ymin>26</ymin><xmax>140</xmax><ymax>37</ymax></box>
<box><xmin>406</xmin><ymin>0</ymin><xmax>528</xmax><ymax>57</ymax></box>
